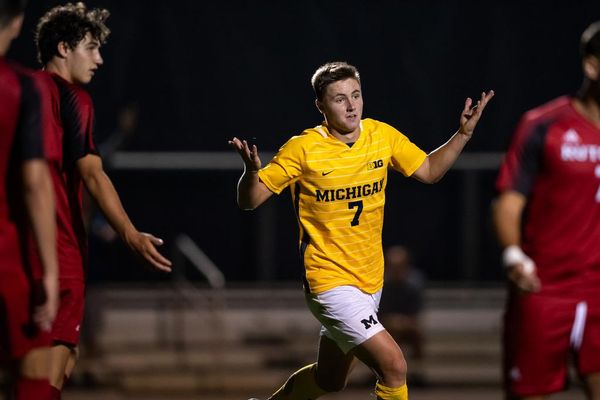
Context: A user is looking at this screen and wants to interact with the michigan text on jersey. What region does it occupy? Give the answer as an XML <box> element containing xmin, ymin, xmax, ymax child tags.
<box><xmin>315</xmin><ymin>178</ymin><xmax>385</xmax><ymax>202</ymax></box>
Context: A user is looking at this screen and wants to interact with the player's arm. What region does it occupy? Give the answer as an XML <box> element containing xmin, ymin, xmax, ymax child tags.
<box><xmin>413</xmin><ymin>91</ymin><xmax>494</xmax><ymax>184</ymax></box>
<box><xmin>228</xmin><ymin>137</ymin><xmax>273</xmax><ymax>210</ymax></box>
<box><xmin>22</xmin><ymin>159</ymin><xmax>58</xmax><ymax>331</ymax></box>
<box><xmin>492</xmin><ymin>190</ymin><xmax>540</xmax><ymax>292</ymax></box>
<box><xmin>17</xmin><ymin>73</ymin><xmax>58</xmax><ymax>331</ymax></box>
<box><xmin>76</xmin><ymin>154</ymin><xmax>172</xmax><ymax>272</ymax></box>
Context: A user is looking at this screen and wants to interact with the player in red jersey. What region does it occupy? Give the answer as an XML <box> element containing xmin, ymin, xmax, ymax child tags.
<box><xmin>494</xmin><ymin>20</ymin><xmax>600</xmax><ymax>400</ymax></box>
<box><xmin>33</xmin><ymin>2</ymin><xmax>172</xmax><ymax>394</ymax></box>
<box><xmin>0</xmin><ymin>0</ymin><xmax>59</xmax><ymax>398</ymax></box>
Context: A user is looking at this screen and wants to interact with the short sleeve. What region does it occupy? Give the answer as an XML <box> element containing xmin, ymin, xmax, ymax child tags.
<box><xmin>14</xmin><ymin>74</ymin><xmax>44</xmax><ymax>161</ymax></box>
<box><xmin>496</xmin><ymin>117</ymin><xmax>548</xmax><ymax>196</ymax></box>
<box><xmin>60</xmin><ymin>85</ymin><xmax>99</xmax><ymax>165</ymax></box>
<box><xmin>387</xmin><ymin>124</ymin><xmax>427</xmax><ymax>176</ymax></box>
<box><xmin>257</xmin><ymin>136</ymin><xmax>304</xmax><ymax>195</ymax></box>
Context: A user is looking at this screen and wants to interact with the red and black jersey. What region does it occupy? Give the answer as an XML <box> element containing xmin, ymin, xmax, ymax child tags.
<box><xmin>0</xmin><ymin>58</ymin><xmax>46</xmax><ymax>278</ymax></box>
<box><xmin>497</xmin><ymin>96</ymin><xmax>600</xmax><ymax>293</ymax></box>
<box><xmin>36</xmin><ymin>71</ymin><xmax>99</xmax><ymax>280</ymax></box>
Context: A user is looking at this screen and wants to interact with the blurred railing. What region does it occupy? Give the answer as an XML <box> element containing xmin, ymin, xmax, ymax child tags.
<box><xmin>165</xmin><ymin>234</ymin><xmax>227</xmax><ymax>363</ymax></box>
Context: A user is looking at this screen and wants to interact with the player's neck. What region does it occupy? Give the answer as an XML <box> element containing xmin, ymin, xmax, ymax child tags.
<box><xmin>574</xmin><ymin>85</ymin><xmax>600</xmax><ymax>128</ymax></box>
<box><xmin>327</xmin><ymin>124</ymin><xmax>361</xmax><ymax>143</ymax></box>
<box><xmin>45</xmin><ymin>60</ymin><xmax>74</xmax><ymax>84</ymax></box>
<box><xmin>0</xmin><ymin>16</ymin><xmax>22</xmax><ymax>56</ymax></box>
<box><xmin>0</xmin><ymin>33</ymin><xmax>12</xmax><ymax>56</ymax></box>
<box><xmin>331</xmin><ymin>130</ymin><xmax>360</xmax><ymax>143</ymax></box>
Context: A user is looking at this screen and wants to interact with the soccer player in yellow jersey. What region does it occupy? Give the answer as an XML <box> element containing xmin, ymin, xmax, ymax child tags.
<box><xmin>229</xmin><ymin>61</ymin><xmax>494</xmax><ymax>400</ymax></box>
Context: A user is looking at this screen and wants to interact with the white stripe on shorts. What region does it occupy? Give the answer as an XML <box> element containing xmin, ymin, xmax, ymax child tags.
<box><xmin>570</xmin><ymin>301</ymin><xmax>587</xmax><ymax>350</ymax></box>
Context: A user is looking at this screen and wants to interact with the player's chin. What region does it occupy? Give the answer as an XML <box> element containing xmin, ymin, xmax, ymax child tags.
<box><xmin>77</xmin><ymin>75</ymin><xmax>93</xmax><ymax>85</ymax></box>
<box><xmin>343</xmin><ymin>120</ymin><xmax>360</xmax><ymax>132</ymax></box>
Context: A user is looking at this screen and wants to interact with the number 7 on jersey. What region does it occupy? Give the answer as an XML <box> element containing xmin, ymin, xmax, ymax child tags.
<box><xmin>348</xmin><ymin>200</ymin><xmax>363</xmax><ymax>226</ymax></box>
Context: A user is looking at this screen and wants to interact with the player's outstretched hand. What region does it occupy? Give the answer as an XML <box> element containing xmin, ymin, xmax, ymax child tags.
<box><xmin>459</xmin><ymin>90</ymin><xmax>495</xmax><ymax>138</ymax></box>
<box><xmin>126</xmin><ymin>231</ymin><xmax>172</xmax><ymax>272</ymax></box>
<box><xmin>228</xmin><ymin>137</ymin><xmax>262</xmax><ymax>172</ymax></box>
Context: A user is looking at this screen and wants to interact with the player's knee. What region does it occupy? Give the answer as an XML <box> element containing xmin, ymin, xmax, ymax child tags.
<box><xmin>380</xmin><ymin>355</ymin><xmax>408</xmax><ymax>385</ymax></box>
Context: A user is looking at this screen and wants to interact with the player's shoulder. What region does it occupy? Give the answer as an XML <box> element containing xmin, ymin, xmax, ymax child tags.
<box><xmin>520</xmin><ymin>96</ymin><xmax>572</xmax><ymax>127</ymax></box>
<box><xmin>4</xmin><ymin>63</ymin><xmax>51</xmax><ymax>104</ymax></box>
<box><xmin>35</xmin><ymin>70</ymin><xmax>58</xmax><ymax>91</ymax></box>
<box><xmin>2</xmin><ymin>60</ymin><xmax>38</xmax><ymax>88</ymax></box>
<box><xmin>7</xmin><ymin>61</ymin><xmax>33</xmax><ymax>77</ymax></box>
<box><xmin>0</xmin><ymin>59</ymin><xmax>22</xmax><ymax>95</ymax></box>
<box><xmin>361</xmin><ymin>118</ymin><xmax>408</xmax><ymax>142</ymax></box>
<box><xmin>362</xmin><ymin>118</ymin><xmax>400</xmax><ymax>134</ymax></box>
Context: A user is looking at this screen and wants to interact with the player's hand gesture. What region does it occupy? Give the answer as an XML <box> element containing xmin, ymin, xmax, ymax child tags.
<box><xmin>459</xmin><ymin>90</ymin><xmax>495</xmax><ymax>138</ymax></box>
<box><xmin>228</xmin><ymin>137</ymin><xmax>262</xmax><ymax>172</ymax></box>
<box><xmin>125</xmin><ymin>231</ymin><xmax>172</xmax><ymax>272</ymax></box>
<box><xmin>506</xmin><ymin>262</ymin><xmax>541</xmax><ymax>293</ymax></box>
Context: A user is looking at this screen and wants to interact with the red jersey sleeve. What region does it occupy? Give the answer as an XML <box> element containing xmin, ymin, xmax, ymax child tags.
<box><xmin>496</xmin><ymin>114</ymin><xmax>550</xmax><ymax>196</ymax></box>
<box><xmin>59</xmin><ymin>83</ymin><xmax>99</xmax><ymax>166</ymax></box>
<box><xmin>14</xmin><ymin>72</ymin><xmax>45</xmax><ymax>161</ymax></box>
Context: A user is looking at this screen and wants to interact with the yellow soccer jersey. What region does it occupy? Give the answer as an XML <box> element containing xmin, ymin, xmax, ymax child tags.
<box><xmin>258</xmin><ymin>118</ymin><xmax>427</xmax><ymax>294</ymax></box>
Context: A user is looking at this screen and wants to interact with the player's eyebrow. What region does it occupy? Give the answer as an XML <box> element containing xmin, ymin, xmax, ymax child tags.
<box><xmin>333</xmin><ymin>89</ymin><xmax>361</xmax><ymax>97</ymax></box>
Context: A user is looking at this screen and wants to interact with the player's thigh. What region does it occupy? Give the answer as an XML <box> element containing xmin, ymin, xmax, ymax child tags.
<box><xmin>578</xmin><ymin>296</ymin><xmax>600</xmax><ymax>400</ymax></box>
<box><xmin>49</xmin><ymin>344</ymin><xmax>76</xmax><ymax>388</ymax></box>
<box><xmin>0</xmin><ymin>275</ymin><xmax>50</xmax><ymax>363</ymax></box>
<box><xmin>504</xmin><ymin>293</ymin><xmax>575</xmax><ymax>397</ymax></box>
<box><xmin>352</xmin><ymin>329</ymin><xmax>406</xmax><ymax>384</ymax></box>
<box><xmin>315</xmin><ymin>335</ymin><xmax>356</xmax><ymax>391</ymax></box>
<box><xmin>52</xmin><ymin>279</ymin><xmax>85</xmax><ymax>346</ymax></box>
<box><xmin>582</xmin><ymin>372</ymin><xmax>600</xmax><ymax>400</ymax></box>
<box><xmin>19</xmin><ymin>347</ymin><xmax>51</xmax><ymax>379</ymax></box>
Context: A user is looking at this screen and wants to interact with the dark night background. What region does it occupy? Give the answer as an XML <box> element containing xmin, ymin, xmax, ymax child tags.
<box><xmin>8</xmin><ymin>1</ymin><xmax>600</xmax><ymax>286</ymax></box>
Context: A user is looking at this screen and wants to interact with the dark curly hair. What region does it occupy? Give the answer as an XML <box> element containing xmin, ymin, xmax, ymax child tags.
<box><xmin>581</xmin><ymin>21</ymin><xmax>600</xmax><ymax>59</ymax></box>
<box><xmin>35</xmin><ymin>2</ymin><xmax>110</xmax><ymax>66</ymax></box>
<box><xmin>0</xmin><ymin>0</ymin><xmax>27</xmax><ymax>28</ymax></box>
<box><xmin>311</xmin><ymin>62</ymin><xmax>361</xmax><ymax>101</ymax></box>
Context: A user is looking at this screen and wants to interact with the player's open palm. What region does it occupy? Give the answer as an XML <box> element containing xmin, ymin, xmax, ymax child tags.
<box><xmin>127</xmin><ymin>231</ymin><xmax>172</xmax><ymax>272</ymax></box>
<box><xmin>459</xmin><ymin>90</ymin><xmax>495</xmax><ymax>137</ymax></box>
<box><xmin>229</xmin><ymin>137</ymin><xmax>261</xmax><ymax>172</ymax></box>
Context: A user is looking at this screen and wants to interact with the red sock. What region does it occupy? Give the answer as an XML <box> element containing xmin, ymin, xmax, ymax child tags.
<box><xmin>15</xmin><ymin>377</ymin><xmax>52</xmax><ymax>400</ymax></box>
<box><xmin>50</xmin><ymin>386</ymin><xmax>61</xmax><ymax>400</ymax></box>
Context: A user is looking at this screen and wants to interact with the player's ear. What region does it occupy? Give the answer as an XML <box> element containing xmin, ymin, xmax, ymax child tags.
<box><xmin>7</xmin><ymin>14</ymin><xmax>24</xmax><ymax>40</ymax></box>
<box><xmin>582</xmin><ymin>55</ymin><xmax>600</xmax><ymax>81</ymax></box>
<box><xmin>315</xmin><ymin>98</ymin><xmax>324</xmax><ymax>114</ymax></box>
<box><xmin>57</xmin><ymin>41</ymin><xmax>70</xmax><ymax>58</ymax></box>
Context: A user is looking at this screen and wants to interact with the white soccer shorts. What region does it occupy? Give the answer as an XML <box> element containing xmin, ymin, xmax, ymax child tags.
<box><xmin>305</xmin><ymin>285</ymin><xmax>384</xmax><ymax>353</ymax></box>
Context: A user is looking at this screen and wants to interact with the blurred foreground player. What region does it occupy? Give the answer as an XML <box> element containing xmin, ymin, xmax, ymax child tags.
<box><xmin>494</xmin><ymin>21</ymin><xmax>600</xmax><ymax>400</ymax></box>
<box><xmin>34</xmin><ymin>2</ymin><xmax>172</xmax><ymax>394</ymax></box>
<box><xmin>0</xmin><ymin>0</ymin><xmax>59</xmax><ymax>398</ymax></box>
<box><xmin>230</xmin><ymin>61</ymin><xmax>493</xmax><ymax>400</ymax></box>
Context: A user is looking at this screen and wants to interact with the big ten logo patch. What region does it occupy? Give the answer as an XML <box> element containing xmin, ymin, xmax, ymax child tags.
<box><xmin>367</xmin><ymin>159</ymin><xmax>384</xmax><ymax>170</ymax></box>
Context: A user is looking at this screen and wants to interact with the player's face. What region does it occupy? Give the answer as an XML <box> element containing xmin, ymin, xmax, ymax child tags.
<box><xmin>318</xmin><ymin>78</ymin><xmax>363</xmax><ymax>138</ymax></box>
<box><xmin>64</xmin><ymin>33</ymin><xmax>103</xmax><ymax>85</ymax></box>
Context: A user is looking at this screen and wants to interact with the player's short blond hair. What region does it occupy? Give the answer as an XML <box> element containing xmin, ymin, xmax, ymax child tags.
<box><xmin>311</xmin><ymin>62</ymin><xmax>361</xmax><ymax>101</ymax></box>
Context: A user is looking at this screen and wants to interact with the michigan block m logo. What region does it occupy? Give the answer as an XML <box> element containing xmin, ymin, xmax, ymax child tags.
<box><xmin>360</xmin><ymin>314</ymin><xmax>379</xmax><ymax>329</ymax></box>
